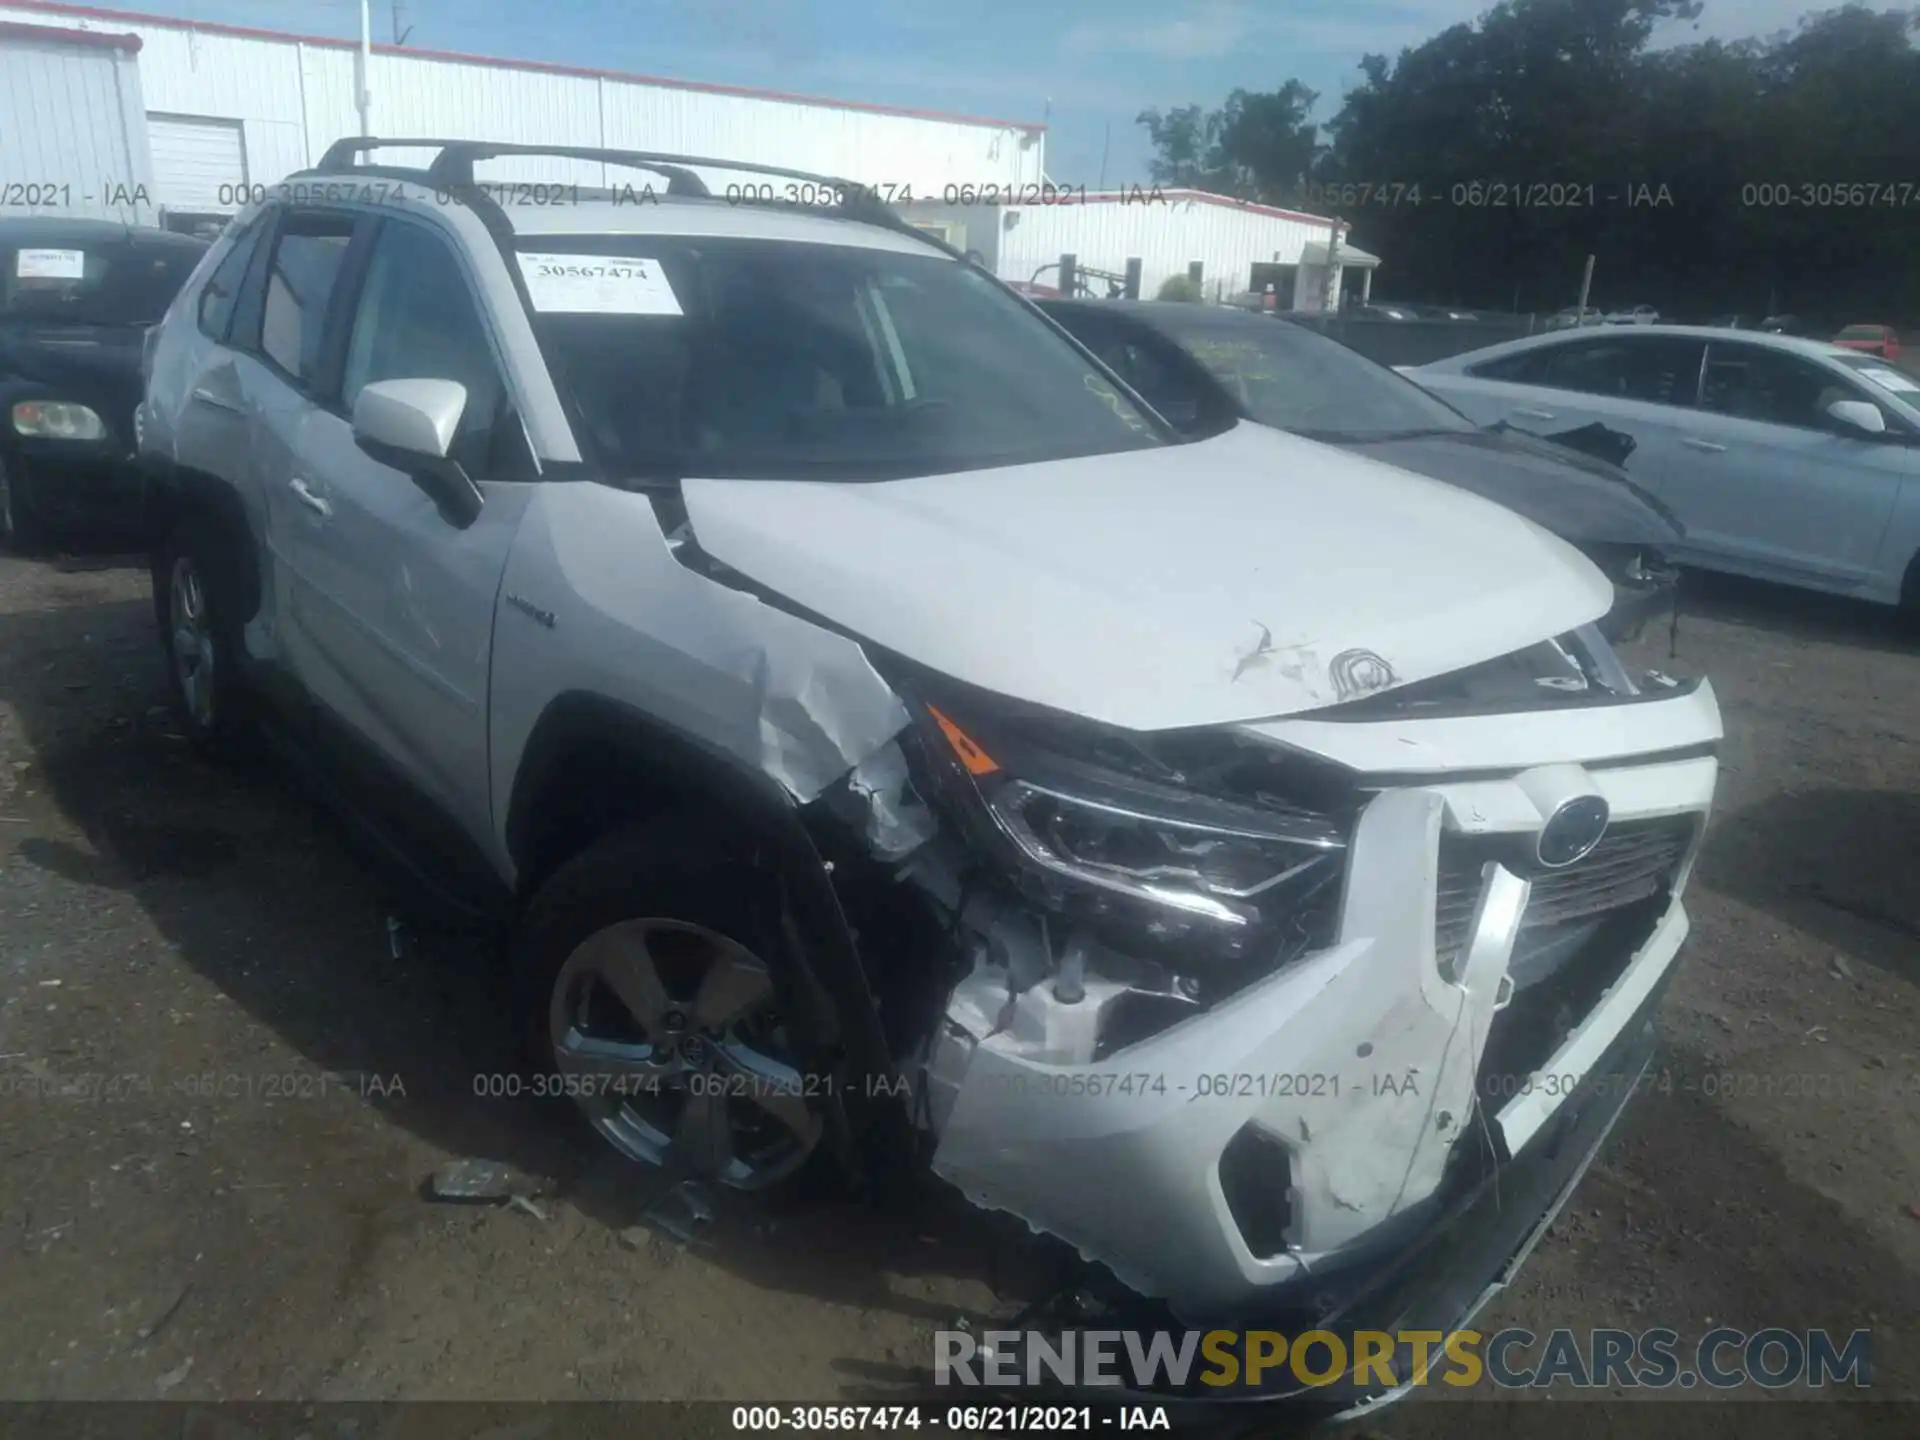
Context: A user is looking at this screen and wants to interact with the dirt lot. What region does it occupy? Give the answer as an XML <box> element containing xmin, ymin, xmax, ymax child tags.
<box><xmin>1</xmin><ymin>548</ymin><xmax>1916</xmax><ymax>1432</ymax></box>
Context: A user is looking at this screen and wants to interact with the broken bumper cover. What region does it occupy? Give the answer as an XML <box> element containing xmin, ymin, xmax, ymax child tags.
<box><xmin>976</xmin><ymin>966</ymin><xmax>1671</xmax><ymax>1412</ymax></box>
<box><xmin>930</xmin><ymin>745</ymin><xmax>1713</xmax><ymax>1327</ymax></box>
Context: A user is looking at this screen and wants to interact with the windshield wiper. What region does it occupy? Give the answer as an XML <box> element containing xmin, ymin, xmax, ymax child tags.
<box><xmin>1290</xmin><ymin>425</ymin><xmax>1467</xmax><ymax>443</ymax></box>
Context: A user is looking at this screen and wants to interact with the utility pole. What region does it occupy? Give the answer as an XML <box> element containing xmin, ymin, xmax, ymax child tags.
<box><xmin>1577</xmin><ymin>253</ymin><xmax>1596</xmax><ymax>318</ymax></box>
<box><xmin>355</xmin><ymin>0</ymin><xmax>372</xmax><ymax>136</ymax></box>
<box><xmin>1097</xmin><ymin>120</ymin><xmax>1110</xmax><ymax>190</ymax></box>
<box><xmin>1323</xmin><ymin>219</ymin><xmax>1343</xmax><ymax>312</ymax></box>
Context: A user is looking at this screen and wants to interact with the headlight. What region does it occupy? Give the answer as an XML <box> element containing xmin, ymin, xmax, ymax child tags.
<box><xmin>914</xmin><ymin>697</ymin><xmax>1347</xmax><ymax>960</ymax></box>
<box><xmin>13</xmin><ymin>400</ymin><xmax>106</xmax><ymax>441</ymax></box>
<box><xmin>988</xmin><ymin>780</ymin><xmax>1337</xmax><ymax>927</ymax></box>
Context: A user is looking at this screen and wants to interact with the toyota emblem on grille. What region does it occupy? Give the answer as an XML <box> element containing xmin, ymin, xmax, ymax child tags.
<box><xmin>1536</xmin><ymin>794</ymin><xmax>1610</xmax><ymax>868</ymax></box>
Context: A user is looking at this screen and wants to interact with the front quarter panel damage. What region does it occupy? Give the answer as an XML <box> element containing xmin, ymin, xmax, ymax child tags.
<box><xmin>489</xmin><ymin>482</ymin><xmax>911</xmax><ymax>872</ymax></box>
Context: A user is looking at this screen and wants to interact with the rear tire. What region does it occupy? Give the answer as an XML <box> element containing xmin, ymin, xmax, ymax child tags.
<box><xmin>155</xmin><ymin>515</ymin><xmax>254</xmax><ymax>760</ymax></box>
<box><xmin>0</xmin><ymin>454</ymin><xmax>50</xmax><ymax>555</ymax></box>
<box><xmin>510</xmin><ymin>822</ymin><xmax>833</xmax><ymax>1196</ymax></box>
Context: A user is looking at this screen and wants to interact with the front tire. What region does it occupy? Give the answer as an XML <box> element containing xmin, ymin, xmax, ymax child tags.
<box><xmin>510</xmin><ymin>823</ymin><xmax>828</xmax><ymax>1193</ymax></box>
<box><xmin>156</xmin><ymin>516</ymin><xmax>253</xmax><ymax>759</ymax></box>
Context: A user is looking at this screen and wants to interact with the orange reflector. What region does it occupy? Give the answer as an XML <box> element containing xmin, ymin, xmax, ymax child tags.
<box><xmin>926</xmin><ymin>704</ymin><xmax>1000</xmax><ymax>777</ymax></box>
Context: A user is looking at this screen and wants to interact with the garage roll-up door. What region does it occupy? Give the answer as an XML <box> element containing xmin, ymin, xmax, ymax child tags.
<box><xmin>148</xmin><ymin>114</ymin><xmax>246</xmax><ymax>213</ymax></box>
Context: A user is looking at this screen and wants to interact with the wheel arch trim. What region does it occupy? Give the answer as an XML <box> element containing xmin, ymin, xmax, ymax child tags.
<box><xmin>503</xmin><ymin>690</ymin><xmax>908</xmax><ymax>1179</ymax></box>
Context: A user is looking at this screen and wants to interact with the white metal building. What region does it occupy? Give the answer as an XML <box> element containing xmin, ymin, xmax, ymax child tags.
<box><xmin>0</xmin><ymin>1</ymin><xmax>1046</xmax><ymax>225</ymax></box>
<box><xmin>0</xmin><ymin>17</ymin><xmax>154</xmax><ymax>222</ymax></box>
<box><xmin>903</xmin><ymin>188</ymin><xmax>1381</xmax><ymax>309</ymax></box>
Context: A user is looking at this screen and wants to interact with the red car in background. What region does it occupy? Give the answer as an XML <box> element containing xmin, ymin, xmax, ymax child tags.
<box><xmin>1832</xmin><ymin>323</ymin><xmax>1900</xmax><ymax>361</ymax></box>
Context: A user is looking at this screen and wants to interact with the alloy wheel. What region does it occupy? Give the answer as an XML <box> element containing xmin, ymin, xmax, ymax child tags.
<box><xmin>548</xmin><ymin>917</ymin><xmax>823</xmax><ymax>1189</ymax></box>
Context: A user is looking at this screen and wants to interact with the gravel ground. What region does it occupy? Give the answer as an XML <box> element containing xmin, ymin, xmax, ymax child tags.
<box><xmin>0</xmin><ymin>548</ymin><xmax>1916</xmax><ymax>1432</ymax></box>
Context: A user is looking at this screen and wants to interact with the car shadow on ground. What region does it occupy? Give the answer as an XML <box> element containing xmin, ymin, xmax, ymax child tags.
<box><xmin>0</xmin><ymin>574</ymin><xmax>1034</xmax><ymax>1357</ymax></box>
<box><xmin>1695</xmin><ymin>785</ymin><xmax>1920</xmax><ymax>988</ymax></box>
<box><xmin>1673</xmin><ymin>569</ymin><xmax>1915</xmax><ymax>659</ymax></box>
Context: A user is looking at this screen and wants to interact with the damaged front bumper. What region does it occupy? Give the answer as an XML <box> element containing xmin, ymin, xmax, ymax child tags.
<box><xmin>918</xmin><ymin>684</ymin><xmax>1718</xmax><ymax>1335</ymax></box>
<box><xmin>967</xmin><ymin>956</ymin><xmax>1674</xmax><ymax>1414</ymax></box>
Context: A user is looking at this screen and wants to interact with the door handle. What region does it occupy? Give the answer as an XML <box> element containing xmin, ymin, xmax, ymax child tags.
<box><xmin>190</xmin><ymin>385</ymin><xmax>244</xmax><ymax>414</ymax></box>
<box><xmin>1681</xmin><ymin>437</ymin><xmax>1728</xmax><ymax>453</ymax></box>
<box><xmin>1513</xmin><ymin>406</ymin><xmax>1557</xmax><ymax>421</ymax></box>
<box><xmin>289</xmin><ymin>477</ymin><xmax>332</xmax><ymax>516</ymax></box>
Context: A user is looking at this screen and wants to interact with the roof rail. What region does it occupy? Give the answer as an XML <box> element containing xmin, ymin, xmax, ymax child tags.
<box><xmin>316</xmin><ymin>136</ymin><xmax>712</xmax><ymax>196</ymax></box>
<box><xmin>310</xmin><ymin>136</ymin><xmax>967</xmax><ymax>263</ymax></box>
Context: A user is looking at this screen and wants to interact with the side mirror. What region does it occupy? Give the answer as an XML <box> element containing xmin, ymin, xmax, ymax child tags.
<box><xmin>1825</xmin><ymin>398</ymin><xmax>1888</xmax><ymax>436</ymax></box>
<box><xmin>352</xmin><ymin>378</ymin><xmax>485</xmax><ymax>526</ymax></box>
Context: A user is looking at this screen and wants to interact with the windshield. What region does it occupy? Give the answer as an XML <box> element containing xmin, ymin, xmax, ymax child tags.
<box><xmin>1155</xmin><ymin>316</ymin><xmax>1476</xmax><ymax>440</ymax></box>
<box><xmin>3</xmin><ymin>241</ymin><xmax>200</xmax><ymax>326</ymax></box>
<box><xmin>515</xmin><ymin>235</ymin><xmax>1163</xmax><ymax>481</ymax></box>
<box><xmin>1830</xmin><ymin>353</ymin><xmax>1920</xmax><ymax>403</ymax></box>
<box><xmin>1835</xmin><ymin>325</ymin><xmax>1886</xmax><ymax>340</ymax></box>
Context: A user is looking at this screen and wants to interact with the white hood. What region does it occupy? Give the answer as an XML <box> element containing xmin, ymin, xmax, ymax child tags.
<box><xmin>681</xmin><ymin>423</ymin><xmax>1614</xmax><ymax>731</ymax></box>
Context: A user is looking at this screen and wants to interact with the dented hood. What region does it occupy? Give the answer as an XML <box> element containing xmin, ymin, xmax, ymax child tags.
<box><xmin>681</xmin><ymin>423</ymin><xmax>1614</xmax><ymax>731</ymax></box>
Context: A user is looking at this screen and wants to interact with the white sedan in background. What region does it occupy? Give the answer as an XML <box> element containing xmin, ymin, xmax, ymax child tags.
<box><xmin>1402</xmin><ymin>326</ymin><xmax>1920</xmax><ymax>609</ymax></box>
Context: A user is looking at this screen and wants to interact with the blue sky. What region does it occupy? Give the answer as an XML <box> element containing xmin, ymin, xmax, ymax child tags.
<box><xmin>121</xmin><ymin>0</ymin><xmax>1823</xmax><ymax>183</ymax></box>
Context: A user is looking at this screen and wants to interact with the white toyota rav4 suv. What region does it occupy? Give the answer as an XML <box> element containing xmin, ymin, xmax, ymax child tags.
<box><xmin>138</xmin><ymin>140</ymin><xmax>1721</xmax><ymax>1410</ymax></box>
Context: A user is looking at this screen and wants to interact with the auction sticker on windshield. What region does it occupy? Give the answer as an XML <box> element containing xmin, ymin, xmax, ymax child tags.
<box><xmin>516</xmin><ymin>252</ymin><xmax>682</xmax><ymax>316</ymax></box>
<box><xmin>16</xmin><ymin>248</ymin><xmax>86</xmax><ymax>280</ymax></box>
<box><xmin>1856</xmin><ymin>366</ymin><xmax>1920</xmax><ymax>394</ymax></box>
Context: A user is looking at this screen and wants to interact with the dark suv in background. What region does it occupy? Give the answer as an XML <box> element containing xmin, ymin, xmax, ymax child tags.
<box><xmin>1</xmin><ymin>215</ymin><xmax>208</xmax><ymax>551</ymax></box>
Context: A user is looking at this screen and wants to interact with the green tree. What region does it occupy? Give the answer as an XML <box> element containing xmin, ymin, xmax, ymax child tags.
<box><xmin>1138</xmin><ymin>0</ymin><xmax>1920</xmax><ymax>322</ymax></box>
<box><xmin>1138</xmin><ymin>83</ymin><xmax>1321</xmax><ymax>205</ymax></box>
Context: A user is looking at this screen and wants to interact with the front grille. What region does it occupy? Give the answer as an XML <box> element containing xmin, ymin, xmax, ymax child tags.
<box><xmin>1434</xmin><ymin>815</ymin><xmax>1695</xmax><ymax>979</ymax></box>
<box><xmin>1433</xmin><ymin>814</ymin><xmax>1696</xmax><ymax>1132</ymax></box>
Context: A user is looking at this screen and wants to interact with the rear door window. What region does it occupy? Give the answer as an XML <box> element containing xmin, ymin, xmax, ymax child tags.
<box><xmin>1513</xmin><ymin>337</ymin><xmax>1704</xmax><ymax>407</ymax></box>
<box><xmin>197</xmin><ymin>219</ymin><xmax>264</xmax><ymax>340</ymax></box>
<box><xmin>1467</xmin><ymin>347</ymin><xmax>1552</xmax><ymax>382</ymax></box>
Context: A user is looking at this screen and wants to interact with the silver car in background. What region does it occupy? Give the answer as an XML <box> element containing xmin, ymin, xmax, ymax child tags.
<box><xmin>1403</xmin><ymin>326</ymin><xmax>1920</xmax><ymax>610</ymax></box>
